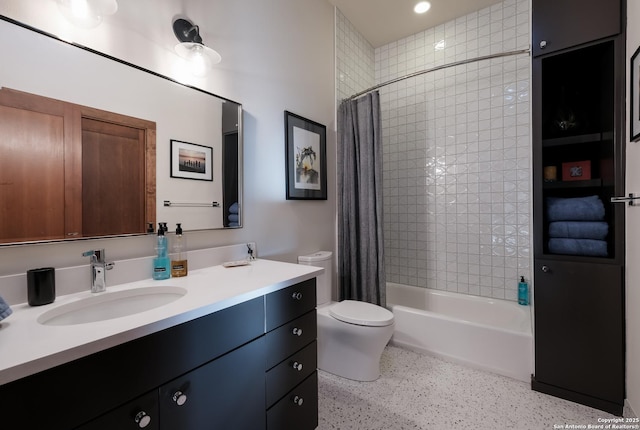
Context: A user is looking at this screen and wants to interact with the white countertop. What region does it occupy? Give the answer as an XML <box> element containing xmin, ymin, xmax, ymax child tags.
<box><xmin>0</xmin><ymin>259</ymin><xmax>323</xmax><ymax>386</ymax></box>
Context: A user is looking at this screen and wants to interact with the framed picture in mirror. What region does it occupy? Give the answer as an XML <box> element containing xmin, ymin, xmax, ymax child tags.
<box><xmin>170</xmin><ymin>139</ymin><xmax>213</xmax><ymax>181</ymax></box>
<box><xmin>284</xmin><ymin>111</ymin><xmax>327</xmax><ymax>200</ymax></box>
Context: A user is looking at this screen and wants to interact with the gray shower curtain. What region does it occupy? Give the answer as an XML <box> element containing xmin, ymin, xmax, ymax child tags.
<box><xmin>337</xmin><ymin>91</ymin><xmax>386</xmax><ymax>306</ymax></box>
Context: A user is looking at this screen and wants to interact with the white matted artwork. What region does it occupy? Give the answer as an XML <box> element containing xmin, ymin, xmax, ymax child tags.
<box><xmin>284</xmin><ymin>111</ymin><xmax>327</xmax><ymax>200</ymax></box>
<box><xmin>170</xmin><ymin>139</ymin><xmax>213</xmax><ymax>181</ymax></box>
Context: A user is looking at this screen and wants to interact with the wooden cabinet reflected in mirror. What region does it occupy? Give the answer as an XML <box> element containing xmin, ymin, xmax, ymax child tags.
<box><xmin>0</xmin><ymin>15</ymin><xmax>243</xmax><ymax>245</ymax></box>
<box><xmin>0</xmin><ymin>88</ymin><xmax>156</xmax><ymax>244</ymax></box>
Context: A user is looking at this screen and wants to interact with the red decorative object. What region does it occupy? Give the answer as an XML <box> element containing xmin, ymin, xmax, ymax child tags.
<box><xmin>562</xmin><ymin>160</ymin><xmax>591</xmax><ymax>181</ymax></box>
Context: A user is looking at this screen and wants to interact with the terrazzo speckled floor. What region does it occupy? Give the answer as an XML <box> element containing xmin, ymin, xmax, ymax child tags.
<box><xmin>318</xmin><ymin>345</ymin><xmax>635</xmax><ymax>430</ymax></box>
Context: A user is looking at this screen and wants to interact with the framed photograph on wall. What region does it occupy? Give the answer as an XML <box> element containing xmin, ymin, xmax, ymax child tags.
<box><xmin>284</xmin><ymin>111</ymin><xmax>327</xmax><ymax>200</ymax></box>
<box><xmin>631</xmin><ymin>45</ymin><xmax>640</xmax><ymax>142</ymax></box>
<box><xmin>170</xmin><ymin>139</ymin><xmax>213</xmax><ymax>181</ymax></box>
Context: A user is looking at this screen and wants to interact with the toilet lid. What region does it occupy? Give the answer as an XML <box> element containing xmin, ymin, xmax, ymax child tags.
<box><xmin>329</xmin><ymin>300</ymin><xmax>394</xmax><ymax>327</ymax></box>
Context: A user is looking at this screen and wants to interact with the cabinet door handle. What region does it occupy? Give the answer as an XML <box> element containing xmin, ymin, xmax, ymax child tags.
<box><xmin>172</xmin><ymin>390</ymin><xmax>188</xmax><ymax>406</ymax></box>
<box><xmin>292</xmin><ymin>292</ymin><xmax>303</xmax><ymax>300</ymax></box>
<box><xmin>292</xmin><ymin>395</ymin><xmax>304</xmax><ymax>406</ymax></box>
<box><xmin>292</xmin><ymin>327</ymin><xmax>303</xmax><ymax>336</ymax></box>
<box><xmin>292</xmin><ymin>361</ymin><xmax>303</xmax><ymax>371</ymax></box>
<box><xmin>134</xmin><ymin>411</ymin><xmax>151</xmax><ymax>428</ymax></box>
<box><xmin>540</xmin><ymin>40</ymin><xmax>547</xmax><ymax>49</ymax></box>
<box><xmin>541</xmin><ymin>265</ymin><xmax>550</xmax><ymax>273</ymax></box>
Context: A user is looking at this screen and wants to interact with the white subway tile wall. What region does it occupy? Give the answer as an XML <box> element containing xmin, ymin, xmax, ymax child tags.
<box><xmin>336</xmin><ymin>8</ymin><xmax>375</xmax><ymax>101</ymax></box>
<box><xmin>335</xmin><ymin>0</ymin><xmax>531</xmax><ymax>301</ymax></box>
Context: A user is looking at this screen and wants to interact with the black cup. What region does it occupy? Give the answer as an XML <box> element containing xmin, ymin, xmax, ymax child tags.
<box><xmin>27</xmin><ymin>267</ymin><xmax>56</xmax><ymax>306</ymax></box>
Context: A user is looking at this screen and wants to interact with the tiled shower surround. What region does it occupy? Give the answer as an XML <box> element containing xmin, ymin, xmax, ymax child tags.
<box><xmin>336</xmin><ymin>0</ymin><xmax>532</xmax><ymax>301</ymax></box>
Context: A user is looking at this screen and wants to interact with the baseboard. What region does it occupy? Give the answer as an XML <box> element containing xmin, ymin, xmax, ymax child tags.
<box><xmin>531</xmin><ymin>376</ymin><xmax>624</xmax><ymax>416</ymax></box>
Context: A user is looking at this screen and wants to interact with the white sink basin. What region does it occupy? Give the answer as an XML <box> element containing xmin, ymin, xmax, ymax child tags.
<box><xmin>37</xmin><ymin>286</ymin><xmax>187</xmax><ymax>326</ymax></box>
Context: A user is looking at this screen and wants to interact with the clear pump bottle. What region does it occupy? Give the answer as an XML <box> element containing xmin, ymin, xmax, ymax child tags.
<box><xmin>170</xmin><ymin>223</ymin><xmax>188</xmax><ymax>277</ymax></box>
<box><xmin>153</xmin><ymin>222</ymin><xmax>171</xmax><ymax>280</ymax></box>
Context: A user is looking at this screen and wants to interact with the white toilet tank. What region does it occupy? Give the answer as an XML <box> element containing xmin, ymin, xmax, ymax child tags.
<box><xmin>298</xmin><ymin>251</ymin><xmax>332</xmax><ymax>306</ymax></box>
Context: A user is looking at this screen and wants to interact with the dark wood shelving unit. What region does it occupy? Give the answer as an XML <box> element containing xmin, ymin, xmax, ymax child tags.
<box><xmin>531</xmin><ymin>0</ymin><xmax>625</xmax><ymax>416</ymax></box>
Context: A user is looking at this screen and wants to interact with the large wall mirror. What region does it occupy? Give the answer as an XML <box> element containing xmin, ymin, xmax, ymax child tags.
<box><xmin>0</xmin><ymin>16</ymin><xmax>242</xmax><ymax>245</ymax></box>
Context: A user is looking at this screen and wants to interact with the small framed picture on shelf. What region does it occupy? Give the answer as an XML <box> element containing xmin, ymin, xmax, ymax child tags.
<box><xmin>562</xmin><ymin>160</ymin><xmax>591</xmax><ymax>181</ymax></box>
<box><xmin>631</xmin><ymin>45</ymin><xmax>640</xmax><ymax>141</ymax></box>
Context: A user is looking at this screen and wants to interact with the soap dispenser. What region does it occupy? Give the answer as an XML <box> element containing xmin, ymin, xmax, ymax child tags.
<box><xmin>153</xmin><ymin>222</ymin><xmax>171</xmax><ymax>280</ymax></box>
<box><xmin>518</xmin><ymin>276</ymin><xmax>529</xmax><ymax>306</ymax></box>
<box><xmin>170</xmin><ymin>223</ymin><xmax>188</xmax><ymax>277</ymax></box>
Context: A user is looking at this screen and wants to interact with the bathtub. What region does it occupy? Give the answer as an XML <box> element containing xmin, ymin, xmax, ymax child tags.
<box><xmin>386</xmin><ymin>283</ymin><xmax>533</xmax><ymax>382</ymax></box>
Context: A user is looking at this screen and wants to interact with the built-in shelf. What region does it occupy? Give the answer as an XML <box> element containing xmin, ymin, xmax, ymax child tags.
<box><xmin>543</xmin><ymin>178</ymin><xmax>603</xmax><ymax>189</ymax></box>
<box><xmin>542</xmin><ymin>132</ymin><xmax>603</xmax><ymax>147</ymax></box>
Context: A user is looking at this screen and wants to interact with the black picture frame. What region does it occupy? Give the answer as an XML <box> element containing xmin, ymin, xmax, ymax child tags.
<box><xmin>631</xmin><ymin>45</ymin><xmax>640</xmax><ymax>142</ymax></box>
<box><xmin>170</xmin><ymin>139</ymin><xmax>213</xmax><ymax>181</ymax></box>
<box><xmin>284</xmin><ymin>111</ymin><xmax>327</xmax><ymax>200</ymax></box>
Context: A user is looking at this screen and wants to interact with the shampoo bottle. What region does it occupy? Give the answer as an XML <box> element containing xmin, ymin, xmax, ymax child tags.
<box><xmin>170</xmin><ymin>223</ymin><xmax>188</xmax><ymax>277</ymax></box>
<box><xmin>153</xmin><ymin>222</ymin><xmax>171</xmax><ymax>280</ymax></box>
<box><xmin>518</xmin><ymin>276</ymin><xmax>529</xmax><ymax>306</ymax></box>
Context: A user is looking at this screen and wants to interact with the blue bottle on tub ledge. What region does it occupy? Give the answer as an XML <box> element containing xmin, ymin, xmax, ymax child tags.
<box><xmin>518</xmin><ymin>276</ymin><xmax>529</xmax><ymax>306</ymax></box>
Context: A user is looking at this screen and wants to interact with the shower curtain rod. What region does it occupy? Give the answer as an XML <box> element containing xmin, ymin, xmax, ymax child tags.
<box><xmin>346</xmin><ymin>48</ymin><xmax>531</xmax><ymax>101</ymax></box>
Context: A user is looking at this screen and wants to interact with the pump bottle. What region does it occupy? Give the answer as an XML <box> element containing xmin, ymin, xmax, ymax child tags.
<box><xmin>170</xmin><ymin>223</ymin><xmax>188</xmax><ymax>277</ymax></box>
<box><xmin>153</xmin><ymin>222</ymin><xmax>171</xmax><ymax>280</ymax></box>
<box><xmin>518</xmin><ymin>276</ymin><xmax>529</xmax><ymax>306</ymax></box>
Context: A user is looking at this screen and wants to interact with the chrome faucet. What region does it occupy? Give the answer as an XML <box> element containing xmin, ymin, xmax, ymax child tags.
<box><xmin>82</xmin><ymin>249</ymin><xmax>115</xmax><ymax>293</ymax></box>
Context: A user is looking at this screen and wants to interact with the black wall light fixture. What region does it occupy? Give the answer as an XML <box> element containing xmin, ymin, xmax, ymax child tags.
<box><xmin>172</xmin><ymin>18</ymin><xmax>221</xmax><ymax>77</ymax></box>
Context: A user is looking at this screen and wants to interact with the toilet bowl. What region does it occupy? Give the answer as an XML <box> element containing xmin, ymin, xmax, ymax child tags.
<box><xmin>298</xmin><ymin>251</ymin><xmax>395</xmax><ymax>381</ymax></box>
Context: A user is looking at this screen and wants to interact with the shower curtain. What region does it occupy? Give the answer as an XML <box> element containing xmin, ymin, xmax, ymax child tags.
<box><xmin>337</xmin><ymin>91</ymin><xmax>386</xmax><ymax>306</ymax></box>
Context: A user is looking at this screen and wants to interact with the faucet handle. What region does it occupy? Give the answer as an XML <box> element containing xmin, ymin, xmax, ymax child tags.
<box><xmin>82</xmin><ymin>249</ymin><xmax>106</xmax><ymax>263</ymax></box>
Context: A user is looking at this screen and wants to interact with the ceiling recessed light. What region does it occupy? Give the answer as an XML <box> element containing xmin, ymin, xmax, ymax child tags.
<box><xmin>414</xmin><ymin>1</ymin><xmax>431</xmax><ymax>14</ymax></box>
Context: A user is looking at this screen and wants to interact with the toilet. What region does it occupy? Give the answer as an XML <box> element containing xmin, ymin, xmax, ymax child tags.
<box><xmin>298</xmin><ymin>251</ymin><xmax>395</xmax><ymax>381</ymax></box>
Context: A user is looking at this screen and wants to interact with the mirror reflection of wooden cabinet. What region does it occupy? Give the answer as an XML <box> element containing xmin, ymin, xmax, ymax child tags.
<box><xmin>0</xmin><ymin>88</ymin><xmax>155</xmax><ymax>243</ymax></box>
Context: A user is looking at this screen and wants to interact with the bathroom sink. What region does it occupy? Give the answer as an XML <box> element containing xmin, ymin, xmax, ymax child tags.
<box><xmin>37</xmin><ymin>286</ymin><xmax>187</xmax><ymax>326</ymax></box>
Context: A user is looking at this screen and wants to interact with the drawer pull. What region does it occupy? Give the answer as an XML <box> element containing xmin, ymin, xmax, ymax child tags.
<box><xmin>292</xmin><ymin>327</ymin><xmax>303</xmax><ymax>336</ymax></box>
<box><xmin>134</xmin><ymin>411</ymin><xmax>151</xmax><ymax>428</ymax></box>
<box><xmin>172</xmin><ymin>390</ymin><xmax>188</xmax><ymax>406</ymax></box>
<box><xmin>540</xmin><ymin>40</ymin><xmax>547</xmax><ymax>49</ymax></box>
<box><xmin>292</xmin><ymin>292</ymin><xmax>303</xmax><ymax>300</ymax></box>
<box><xmin>292</xmin><ymin>361</ymin><xmax>303</xmax><ymax>371</ymax></box>
<box><xmin>292</xmin><ymin>395</ymin><xmax>304</xmax><ymax>406</ymax></box>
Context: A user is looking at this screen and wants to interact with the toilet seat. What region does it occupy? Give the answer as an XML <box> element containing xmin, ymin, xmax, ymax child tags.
<box><xmin>329</xmin><ymin>300</ymin><xmax>394</xmax><ymax>327</ymax></box>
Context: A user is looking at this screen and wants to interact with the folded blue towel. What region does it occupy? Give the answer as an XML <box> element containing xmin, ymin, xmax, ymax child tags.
<box><xmin>229</xmin><ymin>202</ymin><xmax>239</xmax><ymax>214</ymax></box>
<box><xmin>548</xmin><ymin>238</ymin><xmax>608</xmax><ymax>257</ymax></box>
<box><xmin>0</xmin><ymin>295</ymin><xmax>12</xmax><ymax>321</ymax></box>
<box><xmin>546</xmin><ymin>195</ymin><xmax>605</xmax><ymax>222</ymax></box>
<box><xmin>228</xmin><ymin>222</ymin><xmax>239</xmax><ymax>227</ymax></box>
<box><xmin>228</xmin><ymin>214</ymin><xmax>239</xmax><ymax>223</ymax></box>
<box><xmin>548</xmin><ymin>221</ymin><xmax>608</xmax><ymax>240</ymax></box>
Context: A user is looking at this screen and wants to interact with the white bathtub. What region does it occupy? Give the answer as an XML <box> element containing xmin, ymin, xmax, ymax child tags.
<box><xmin>386</xmin><ymin>282</ymin><xmax>533</xmax><ymax>382</ymax></box>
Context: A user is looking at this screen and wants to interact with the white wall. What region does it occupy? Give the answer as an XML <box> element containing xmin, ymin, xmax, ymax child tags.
<box><xmin>626</xmin><ymin>0</ymin><xmax>640</xmax><ymax>416</ymax></box>
<box><xmin>0</xmin><ymin>1</ymin><xmax>336</xmax><ymax>287</ymax></box>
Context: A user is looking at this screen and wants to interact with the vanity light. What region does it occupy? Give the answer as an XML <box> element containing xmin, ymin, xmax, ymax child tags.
<box><xmin>172</xmin><ymin>18</ymin><xmax>222</xmax><ymax>77</ymax></box>
<box><xmin>414</xmin><ymin>1</ymin><xmax>431</xmax><ymax>14</ymax></box>
<box><xmin>56</xmin><ymin>0</ymin><xmax>118</xmax><ymax>29</ymax></box>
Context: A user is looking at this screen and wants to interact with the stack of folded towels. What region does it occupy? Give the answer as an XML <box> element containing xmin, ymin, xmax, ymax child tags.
<box><xmin>228</xmin><ymin>202</ymin><xmax>239</xmax><ymax>227</ymax></box>
<box><xmin>0</xmin><ymin>294</ymin><xmax>12</xmax><ymax>322</ymax></box>
<box><xmin>546</xmin><ymin>195</ymin><xmax>608</xmax><ymax>257</ymax></box>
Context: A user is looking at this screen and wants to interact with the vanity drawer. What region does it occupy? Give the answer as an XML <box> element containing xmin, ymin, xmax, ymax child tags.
<box><xmin>75</xmin><ymin>390</ymin><xmax>159</xmax><ymax>430</ymax></box>
<box><xmin>265</xmin><ymin>310</ymin><xmax>317</xmax><ymax>370</ymax></box>
<box><xmin>266</xmin><ymin>341</ymin><xmax>317</xmax><ymax>408</ymax></box>
<box><xmin>265</xmin><ymin>278</ymin><xmax>316</xmax><ymax>331</ymax></box>
<box><xmin>267</xmin><ymin>372</ymin><xmax>318</xmax><ymax>430</ymax></box>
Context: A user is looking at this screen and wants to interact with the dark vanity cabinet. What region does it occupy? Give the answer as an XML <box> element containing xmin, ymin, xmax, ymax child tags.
<box><xmin>531</xmin><ymin>0</ymin><xmax>626</xmax><ymax>416</ymax></box>
<box><xmin>265</xmin><ymin>279</ymin><xmax>318</xmax><ymax>430</ymax></box>
<box><xmin>0</xmin><ymin>279</ymin><xmax>320</xmax><ymax>430</ymax></box>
